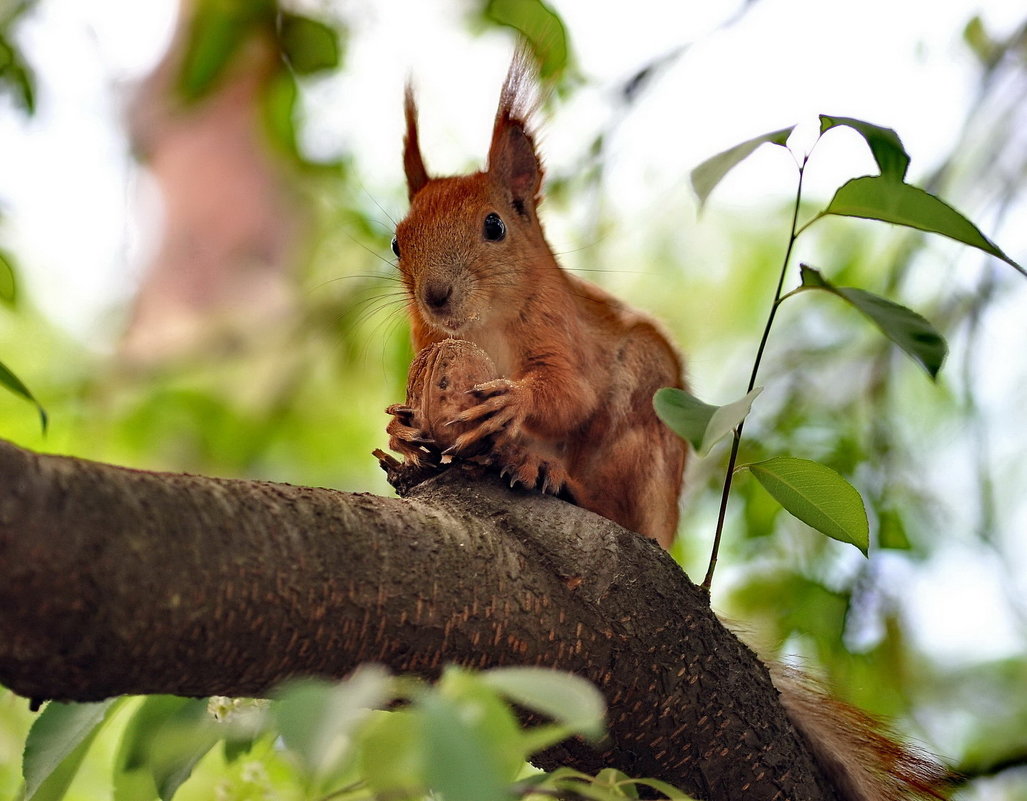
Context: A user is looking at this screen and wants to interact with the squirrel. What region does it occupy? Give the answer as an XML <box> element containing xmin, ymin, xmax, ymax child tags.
<box><xmin>378</xmin><ymin>51</ymin><xmax>952</xmax><ymax>801</ymax></box>
<box><xmin>380</xmin><ymin>50</ymin><xmax>688</xmax><ymax>549</ymax></box>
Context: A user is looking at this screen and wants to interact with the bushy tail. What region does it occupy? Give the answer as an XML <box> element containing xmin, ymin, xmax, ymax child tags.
<box><xmin>771</xmin><ymin>665</ymin><xmax>953</xmax><ymax>801</ymax></box>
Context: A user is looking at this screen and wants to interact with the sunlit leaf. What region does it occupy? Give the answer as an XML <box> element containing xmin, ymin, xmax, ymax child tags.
<box><xmin>482</xmin><ymin>667</ymin><xmax>605</xmax><ymax>741</ymax></box>
<box><xmin>815</xmin><ymin>175</ymin><xmax>1024</xmax><ymax>276</ymax></box>
<box><xmin>420</xmin><ymin>693</ymin><xmax>509</xmax><ymax>801</ymax></box>
<box><xmin>23</xmin><ymin>700</ymin><xmax>120</xmax><ymax>800</ymax></box>
<box><xmin>653</xmin><ymin>387</ymin><xmax>762</xmax><ymax>454</ymax></box>
<box><xmin>482</xmin><ymin>0</ymin><xmax>569</xmax><ymax>79</ymax></box>
<box><xmin>178</xmin><ymin>1</ymin><xmax>273</xmax><ymax>101</ymax></box>
<box><xmin>595</xmin><ymin>767</ymin><xmax>637</xmax><ymax>795</ymax></box>
<box><xmin>0</xmin><ymin>248</ymin><xmax>17</xmax><ymax>306</ymax></box>
<box><xmin>962</xmin><ymin>16</ymin><xmax>996</xmax><ymax>67</ymax></box>
<box><xmin>438</xmin><ymin>669</ymin><xmax>526</xmax><ymax>779</ymax></box>
<box><xmin>278</xmin><ymin>13</ymin><xmax>342</xmax><ymax>76</ymax></box>
<box><xmin>113</xmin><ymin>696</ymin><xmax>220</xmax><ymax>801</ymax></box>
<box><xmin>553</xmin><ymin>777</ymin><xmax>634</xmax><ymax>801</ymax></box>
<box><xmin>799</xmin><ymin>265</ymin><xmax>947</xmax><ymax>378</ymax></box>
<box><xmin>178</xmin><ymin>8</ymin><xmax>246</xmax><ymax>100</ymax></box>
<box><xmin>745</xmin><ymin>457</ymin><xmax>869</xmax><ymax>554</ymax></box>
<box><xmin>878</xmin><ymin>506</ymin><xmax>912</xmax><ymax>551</ymax></box>
<box><xmin>361</xmin><ymin>710</ymin><xmax>423</xmax><ymax>796</ymax></box>
<box><xmin>274</xmin><ymin>665</ymin><xmax>390</xmax><ymax>778</ymax></box>
<box><xmin>819</xmin><ymin>115</ymin><xmax>909</xmax><ymax>180</ymax></box>
<box><xmin>0</xmin><ymin>357</ymin><xmax>47</xmax><ymax>432</ymax></box>
<box><xmin>0</xmin><ymin>36</ymin><xmax>37</xmax><ymax>114</ymax></box>
<box><xmin>260</xmin><ymin>70</ymin><xmax>300</xmax><ymax>159</ymax></box>
<box><xmin>690</xmin><ymin>126</ymin><xmax>794</xmax><ymax>209</ymax></box>
<box><xmin>619</xmin><ymin>777</ymin><xmax>699</xmax><ymax>800</ymax></box>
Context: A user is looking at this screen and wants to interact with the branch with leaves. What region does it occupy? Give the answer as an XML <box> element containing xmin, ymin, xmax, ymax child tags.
<box><xmin>655</xmin><ymin>114</ymin><xmax>1023</xmax><ymax>591</ymax></box>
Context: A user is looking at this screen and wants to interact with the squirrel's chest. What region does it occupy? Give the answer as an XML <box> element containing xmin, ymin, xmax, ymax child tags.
<box><xmin>465</xmin><ymin>327</ymin><xmax>517</xmax><ymax>378</ymax></box>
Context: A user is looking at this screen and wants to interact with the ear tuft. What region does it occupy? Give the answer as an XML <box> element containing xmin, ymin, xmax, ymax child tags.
<box><xmin>487</xmin><ymin>48</ymin><xmax>543</xmax><ymax>212</ymax></box>
<box><xmin>403</xmin><ymin>83</ymin><xmax>430</xmax><ymax>201</ymax></box>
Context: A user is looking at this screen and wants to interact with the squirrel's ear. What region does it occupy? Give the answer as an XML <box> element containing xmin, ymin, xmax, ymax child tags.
<box><xmin>487</xmin><ymin>53</ymin><xmax>542</xmax><ymax>212</ymax></box>
<box><xmin>488</xmin><ymin>121</ymin><xmax>542</xmax><ymax>212</ymax></box>
<box><xmin>403</xmin><ymin>84</ymin><xmax>430</xmax><ymax>201</ymax></box>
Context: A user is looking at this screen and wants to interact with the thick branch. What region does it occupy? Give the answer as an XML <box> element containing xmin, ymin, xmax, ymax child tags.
<box><xmin>0</xmin><ymin>439</ymin><xmax>838</xmax><ymax>801</ymax></box>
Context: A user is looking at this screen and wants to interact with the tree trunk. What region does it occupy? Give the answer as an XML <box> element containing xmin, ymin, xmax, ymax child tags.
<box><xmin>121</xmin><ymin>0</ymin><xmax>302</xmax><ymax>364</ymax></box>
<box><xmin>0</xmin><ymin>439</ymin><xmax>840</xmax><ymax>801</ymax></box>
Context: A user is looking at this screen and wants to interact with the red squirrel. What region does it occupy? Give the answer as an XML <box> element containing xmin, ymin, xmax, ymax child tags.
<box><xmin>381</xmin><ymin>53</ymin><xmax>951</xmax><ymax>801</ymax></box>
<box><xmin>383</xmin><ymin>52</ymin><xmax>688</xmax><ymax>549</ymax></box>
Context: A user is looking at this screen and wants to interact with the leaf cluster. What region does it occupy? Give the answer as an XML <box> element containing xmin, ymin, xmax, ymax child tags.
<box><xmin>178</xmin><ymin>0</ymin><xmax>346</xmax><ymax>166</ymax></box>
<box><xmin>15</xmin><ymin>667</ymin><xmax>695</xmax><ymax>801</ymax></box>
<box><xmin>656</xmin><ymin>113</ymin><xmax>1022</xmax><ymax>576</ymax></box>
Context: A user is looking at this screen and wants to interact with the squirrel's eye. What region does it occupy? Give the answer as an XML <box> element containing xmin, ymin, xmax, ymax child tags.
<box><xmin>391</xmin><ymin>236</ymin><xmax>401</xmax><ymax>258</ymax></box>
<box><xmin>483</xmin><ymin>213</ymin><xmax>506</xmax><ymax>242</ymax></box>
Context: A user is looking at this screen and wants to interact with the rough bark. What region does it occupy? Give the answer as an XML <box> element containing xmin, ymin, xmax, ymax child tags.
<box><xmin>0</xmin><ymin>439</ymin><xmax>840</xmax><ymax>801</ymax></box>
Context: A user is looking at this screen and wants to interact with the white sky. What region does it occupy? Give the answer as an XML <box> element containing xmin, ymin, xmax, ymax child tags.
<box><xmin>1</xmin><ymin>0</ymin><xmax>1025</xmax><ymax>669</ymax></box>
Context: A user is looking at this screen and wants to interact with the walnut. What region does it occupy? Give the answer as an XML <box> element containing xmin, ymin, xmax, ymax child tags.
<box><xmin>406</xmin><ymin>339</ymin><xmax>498</xmax><ymax>454</ymax></box>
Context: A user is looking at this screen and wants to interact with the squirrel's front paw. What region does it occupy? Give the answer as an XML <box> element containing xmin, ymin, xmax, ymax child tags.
<box><xmin>491</xmin><ymin>441</ymin><xmax>568</xmax><ymax>496</ymax></box>
<box><xmin>385</xmin><ymin>403</ymin><xmax>437</xmax><ymax>469</ymax></box>
<box><xmin>444</xmin><ymin>379</ymin><xmax>527</xmax><ymax>455</ymax></box>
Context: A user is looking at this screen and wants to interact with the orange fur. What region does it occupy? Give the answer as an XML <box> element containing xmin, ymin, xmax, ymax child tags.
<box><xmin>771</xmin><ymin>665</ymin><xmax>953</xmax><ymax>801</ymax></box>
<box><xmin>388</xmin><ymin>52</ymin><xmax>687</xmax><ymax>547</ymax></box>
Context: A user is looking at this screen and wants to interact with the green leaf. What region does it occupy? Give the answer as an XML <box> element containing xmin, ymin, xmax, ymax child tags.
<box><xmin>0</xmin><ymin>357</ymin><xmax>47</xmax><ymax>432</ymax></box>
<box><xmin>622</xmin><ymin>777</ymin><xmax>698</xmax><ymax>800</ymax></box>
<box><xmin>0</xmin><ymin>35</ymin><xmax>37</xmax><ymax>114</ymax></box>
<box><xmin>482</xmin><ymin>667</ymin><xmax>605</xmax><ymax>741</ymax></box>
<box><xmin>963</xmin><ymin>16</ymin><xmax>996</xmax><ymax>67</ymax></box>
<box><xmin>816</xmin><ymin>175</ymin><xmax>1024</xmax><ymax>276</ymax></box>
<box><xmin>420</xmin><ymin>693</ymin><xmax>510</xmax><ymax>801</ymax></box>
<box><xmin>745</xmin><ymin>457</ymin><xmax>869</xmax><ymax>554</ymax></box>
<box><xmin>653</xmin><ymin>387</ymin><xmax>762</xmax><ymax>454</ymax></box>
<box><xmin>178</xmin><ymin>8</ymin><xmax>246</xmax><ymax>101</ymax></box>
<box><xmin>0</xmin><ymin>248</ymin><xmax>16</xmax><ymax>306</ymax></box>
<box><xmin>360</xmin><ymin>710</ymin><xmax>423</xmax><ymax>796</ymax></box>
<box><xmin>260</xmin><ymin>70</ymin><xmax>300</xmax><ymax>159</ymax></box>
<box><xmin>177</xmin><ymin>1</ymin><xmax>273</xmax><ymax>101</ymax></box>
<box><xmin>878</xmin><ymin>506</ymin><xmax>912</xmax><ymax>550</ymax></box>
<box><xmin>819</xmin><ymin>115</ymin><xmax>910</xmax><ymax>180</ymax></box>
<box><xmin>799</xmin><ymin>265</ymin><xmax>947</xmax><ymax>378</ymax></box>
<box><xmin>274</xmin><ymin>665</ymin><xmax>389</xmax><ymax>779</ymax></box>
<box><xmin>278</xmin><ymin>13</ymin><xmax>342</xmax><ymax>76</ymax></box>
<box><xmin>690</xmin><ymin>126</ymin><xmax>794</xmax><ymax>209</ymax></box>
<box><xmin>482</xmin><ymin>0</ymin><xmax>569</xmax><ymax>79</ymax></box>
<box><xmin>23</xmin><ymin>699</ymin><xmax>121</xmax><ymax>800</ymax></box>
<box><xmin>440</xmin><ymin>669</ymin><xmax>527</xmax><ymax>779</ymax></box>
<box><xmin>113</xmin><ymin>696</ymin><xmax>220</xmax><ymax>801</ymax></box>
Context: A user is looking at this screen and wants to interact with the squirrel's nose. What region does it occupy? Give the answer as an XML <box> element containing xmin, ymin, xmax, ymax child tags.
<box><xmin>422</xmin><ymin>281</ymin><xmax>453</xmax><ymax>310</ymax></box>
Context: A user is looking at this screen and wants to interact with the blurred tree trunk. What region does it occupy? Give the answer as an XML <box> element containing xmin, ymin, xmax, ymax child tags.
<box><xmin>0</xmin><ymin>437</ymin><xmax>843</xmax><ymax>801</ymax></box>
<box><xmin>121</xmin><ymin>0</ymin><xmax>303</xmax><ymax>364</ymax></box>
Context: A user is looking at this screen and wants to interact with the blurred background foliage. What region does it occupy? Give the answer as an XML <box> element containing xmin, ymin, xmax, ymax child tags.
<box><xmin>1</xmin><ymin>0</ymin><xmax>1026</xmax><ymax>799</ymax></box>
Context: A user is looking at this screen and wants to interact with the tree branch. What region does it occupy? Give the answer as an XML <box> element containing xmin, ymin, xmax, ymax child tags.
<box><xmin>0</xmin><ymin>439</ymin><xmax>840</xmax><ymax>801</ymax></box>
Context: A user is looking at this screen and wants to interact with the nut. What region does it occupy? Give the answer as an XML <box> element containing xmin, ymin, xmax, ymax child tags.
<box><xmin>406</xmin><ymin>339</ymin><xmax>498</xmax><ymax>453</ymax></box>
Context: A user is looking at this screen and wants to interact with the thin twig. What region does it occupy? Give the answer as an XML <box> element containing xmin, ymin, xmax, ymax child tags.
<box><xmin>701</xmin><ymin>155</ymin><xmax>809</xmax><ymax>593</ymax></box>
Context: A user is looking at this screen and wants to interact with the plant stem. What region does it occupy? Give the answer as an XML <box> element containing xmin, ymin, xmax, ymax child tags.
<box><xmin>701</xmin><ymin>156</ymin><xmax>808</xmax><ymax>593</ymax></box>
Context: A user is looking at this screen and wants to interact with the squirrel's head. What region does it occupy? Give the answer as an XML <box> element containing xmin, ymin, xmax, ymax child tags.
<box><xmin>392</xmin><ymin>51</ymin><xmax>550</xmax><ymax>337</ymax></box>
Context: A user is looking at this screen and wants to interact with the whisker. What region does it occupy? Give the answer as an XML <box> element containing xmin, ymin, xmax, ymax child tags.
<box><xmin>336</xmin><ymin>227</ymin><xmax>399</xmax><ymax>272</ymax></box>
<box><xmin>350</xmin><ymin>297</ymin><xmax>409</xmax><ymax>331</ymax></box>
<box><xmin>355</xmin><ymin>177</ymin><xmax>399</xmax><ymax>229</ymax></box>
<box><xmin>564</xmin><ymin>267</ymin><xmax>651</xmax><ymax>275</ymax></box>
<box><xmin>306</xmin><ymin>272</ymin><xmax>403</xmax><ymax>295</ymax></box>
